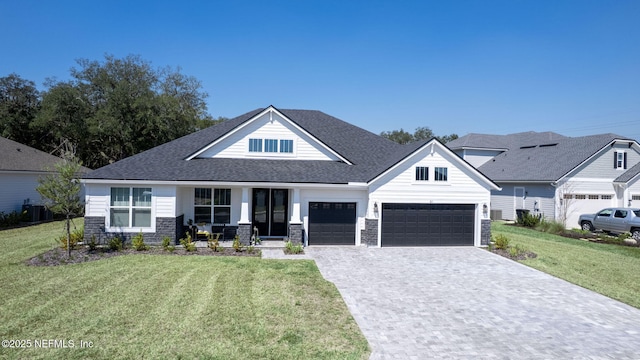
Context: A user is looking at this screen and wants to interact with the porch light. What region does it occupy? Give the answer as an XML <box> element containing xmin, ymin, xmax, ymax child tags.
<box><xmin>482</xmin><ymin>203</ymin><xmax>488</xmax><ymax>217</ymax></box>
<box><xmin>373</xmin><ymin>202</ymin><xmax>378</xmax><ymax>213</ymax></box>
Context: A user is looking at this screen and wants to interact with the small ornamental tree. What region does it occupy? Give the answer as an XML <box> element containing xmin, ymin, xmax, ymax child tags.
<box><xmin>37</xmin><ymin>149</ymin><xmax>83</xmax><ymax>257</ymax></box>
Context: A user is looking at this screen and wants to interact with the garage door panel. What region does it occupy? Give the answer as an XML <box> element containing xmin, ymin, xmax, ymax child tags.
<box><xmin>309</xmin><ymin>202</ymin><xmax>356</xmax><ymax>245</ymax></box>
<box><xmin>382</xmin><ymin>203</ymin><xmax>475</xmax><ymax>246</ymax></box>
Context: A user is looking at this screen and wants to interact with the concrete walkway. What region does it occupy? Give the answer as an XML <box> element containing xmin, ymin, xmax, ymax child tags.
<box><xmin>307</xmin><ymin>246</ymin><xmax>640</xmax><ymax>359</ymax></box>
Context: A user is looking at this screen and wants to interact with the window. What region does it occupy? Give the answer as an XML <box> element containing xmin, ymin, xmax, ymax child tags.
<box><xmin>264</xmin><ymin>139</ymin><xmax>278</xmax><ymax>152</ymax></box>
<box><xmin>249</xmin><ymin>138</ymin><xmax>262</xmax><ymax>152</ymax></box>
<box><xmin>415</xmin><ymin>166</ymin><xmax>429</xmax><ymax>181</ymax></box>
<box><xmin>194</xmin><ymin>188</ymin><xmax>212</xmax><ymax>223</ymax></box>
<box><xmin>435</xmin><ymin>167</ymin><xmax>448</xmax><ymax>181</ymax></box>
<box><xmin>597</xmin><ymin>209</ymin><xmax>612</xmax><ymax>217</ymax></box>
<box><xmin>563</xmin><ymin>194</ymin><xmax>573</xmax><ymax>199</ymax></box>
<box><xmin>280</xmin><ymin>139</ymin><xmax>293</xmax><ymax>153</ymax></box>
<box><xmin>213</xmin><ymin>189</ymin><xmax>231</xmax><ymax>224</ymax></box>
<box><xmin>602</xmin><ymin>195</ymin><xmax>613</xmax><ymax>200</ymax></box>
<box><xmin>614</xmin><ymin>151</ymin><xmax>627</xmax><ymax>169</ymax></box>
<box><xmin>574</xmin><ymin>194</ymin><xmax>586</xmax><ymax>200</ymax></box>
<box><xmin>110</xmin><ymin>187</ymin><xmax>152</xmax><ymax>228</ymax></box>
<box><xmin>614</xmin><ymin>210</ymin><xmax>628</xmax><ymax>218</ymax></box>
<box><xmin>194</xmin><ymin>188</ymin><xmax>231</xmax><ymax>224</ymax></box>
<box><xmin>632</xmin><ymin>195</ymin><xmax>640</xmax><ymax>201</ymax></box>
<box><xmin>588</xmin><ymin>195</ymin><xmax>599</xmax><ymax>200</ymax></box>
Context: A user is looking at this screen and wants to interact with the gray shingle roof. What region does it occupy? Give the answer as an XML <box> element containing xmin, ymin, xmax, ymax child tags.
<box><xmin>615</xmin><ymin>162</ymin><xmax>640</xmax><ymax>183</ymax></box>
<box><xmin>0</xmin><ymin>136</ymin><xmax>65</xmax><ymax>172</ymax></box>
<box><xmin>85</xmin><ymin>107</ymin><xmax>405</xmax><ymax>183</ymax></box>
<box><xmin>448</xmin><ymin>132</ymin><xmax>632</xmax><ymax>182</ymax></box>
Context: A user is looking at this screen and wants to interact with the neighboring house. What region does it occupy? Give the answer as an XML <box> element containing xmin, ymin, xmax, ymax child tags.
<box><xmin>83</xmin><ymin>106</ymin><xmax>500</xmax><ymax>247</ymax></box>
<box><xmin>447</xmin><ymin>131</ymin><xmax>640</xmax><ymax>228</ymax></box>
<box><xmin>0</xmin><ymin>136</ymin><xmax>64</xmax><ymax>217</ymax></box>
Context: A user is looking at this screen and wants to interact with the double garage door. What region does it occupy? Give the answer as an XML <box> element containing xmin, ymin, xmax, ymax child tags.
<box><xmin>308</xmin><ymin>202</ymin><xmax>475</xmax><ymax>246</ymax></box>
<box><xmin>382</xmin><ymin>203</ymin><xmax>475</xmax><ymax>246</ymax></box>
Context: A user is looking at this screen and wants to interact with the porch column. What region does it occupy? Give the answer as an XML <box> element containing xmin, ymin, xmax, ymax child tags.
<box><xmin>289</xmin><ymin>188</ymin><xmax>303</xmax><ymax>244</ymax></box>
<box><xmin>290</xmin><ymin>188</ymin><xmax>301</xmax><ymax>224</ymax></box>
<box><xmin>238</xmin><ymin>187</ymin><xmax>251</xmax><ymax>245</ymax></box>
<box><xmin>239</xmin><ymin>187</ymin><xmax>250</xmax><ymax>224</ymax></box>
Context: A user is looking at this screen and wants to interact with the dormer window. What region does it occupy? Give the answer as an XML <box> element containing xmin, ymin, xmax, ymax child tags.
<box><xmin>265</xmin><ymin>139</ymin><xmax>278</xmax><ymax>152</ymax></box>
<box><xmin>280</xmin><ymin>139</ymin><xmax>293</xmax><ymax>153</ymax></box>
<box><xmin>249</xmin><ymin>138</ymin><xmax>262</xmax><ymax>152</ymax></box>
<box><xmin>614</xmin><ymin>151</ymin><xmax>627</xmax><ymax>169</ymax></box>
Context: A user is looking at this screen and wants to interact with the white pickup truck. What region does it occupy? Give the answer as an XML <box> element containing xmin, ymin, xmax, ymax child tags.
<box><xmin>579</xmin><ymin>208</ymin><xmax>640</xmax><ymax>240</ymax></box>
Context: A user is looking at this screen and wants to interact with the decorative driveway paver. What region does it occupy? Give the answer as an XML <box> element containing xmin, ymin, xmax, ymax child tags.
<box><xmin>307</xmin><ymin>247</ymin><xmax>640</xmax><ymax>359</ymax></box>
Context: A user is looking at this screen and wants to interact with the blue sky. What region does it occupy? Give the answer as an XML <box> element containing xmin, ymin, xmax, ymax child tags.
<box><xmin>2</xmin><ymin>0</ymin><xmax>639</xmax><ymax>139</ymax></box>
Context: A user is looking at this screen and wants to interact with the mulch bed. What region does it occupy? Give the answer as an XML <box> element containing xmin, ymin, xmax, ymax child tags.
<box><xmin>27</xmin><ymin>246</ymin><xmax>261</xmax><ymax>267</ymax></box>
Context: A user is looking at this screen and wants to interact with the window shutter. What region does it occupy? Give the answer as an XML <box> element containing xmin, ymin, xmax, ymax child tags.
<box><xmin>614</xmin><ymin>152</ymin><xmax>618</xmax><ymax>169</ymax></box>
<box><xmin>624</xmin><ymin>152</ymin><xmax>628</xmax><ymax>169</ymax></box>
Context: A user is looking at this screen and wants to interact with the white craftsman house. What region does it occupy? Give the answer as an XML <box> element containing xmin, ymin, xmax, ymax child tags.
<box><xmin>83</xmin><ymin>106</ymin><xmax>499</xmax><ymax>247</ymax></box>
<box><xmin>447</xmin><ymin>131</ymin><xmax>640</xmax><ymax>228</ymax></box>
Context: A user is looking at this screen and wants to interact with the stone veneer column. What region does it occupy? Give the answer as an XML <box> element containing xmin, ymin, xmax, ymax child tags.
<box><xmin>362</xmin><ymin>218</ymin><xmax>379</xmax><ymax>246</ymax></box>
<box><xmin>237</xmin><ymin>223</ymin><xmax>252</xmax><ymax>245</ymax></box>
<box><xmin>289</xmin><ymin>223</ymin><xmax>303</xmax><ymax>245</ymax></box>
<box><xmin>84</xmin><ymin>216</ymin><xmax>105</xmax><ymax>243</ymax></box>
<box><xmin>481</xmin><ymin>219</ymin><xmax>491</xmax><ymax>246</ymax></box>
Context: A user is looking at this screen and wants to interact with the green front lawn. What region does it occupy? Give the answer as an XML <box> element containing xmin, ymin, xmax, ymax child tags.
<box><xmin>492</xmin><ymin>222</ymin><xmax>640</xmax><ymax>309</ymax></box>
<box><xmin>0</xmin><ymin>220</ymin><xmax>369</xmax><ymax>359</ymax></box>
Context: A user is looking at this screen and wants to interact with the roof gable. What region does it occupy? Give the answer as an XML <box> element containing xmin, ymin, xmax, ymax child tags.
<box><xmin>369</xmin><ymin>138</ymin><xmax>500</xmax><ymax>190</ymax></box>
<box><xmin>188</xmin><ymin>106</ymin><xmax>348</xmax><ymax>163</ymax></box>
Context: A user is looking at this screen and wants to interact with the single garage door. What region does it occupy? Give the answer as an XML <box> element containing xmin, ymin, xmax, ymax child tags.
<box><xmin>382</xmin><ymin>203</ymin><xmax>475</xmax><ymax>246</ymax></box>
<box><xmin>309</xmin><ymin>202</ymin><xmax>356</xmax><ymax>245</ymax></box>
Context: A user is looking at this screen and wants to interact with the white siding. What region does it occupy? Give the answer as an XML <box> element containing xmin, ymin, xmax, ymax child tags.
<box><xmin>85</xmin><ymin>184</ymin><xmax>109</xmax><ymax>218</ymax></box>
<box><xmin>197</xmin><ymin>112</ymin><xmax>340</xmax><ymax>161</ymax></box>
<box><xmin>155</xmin><ymin>186</ymin><xmax>176</xmax><ymax>217</ymax></box>
<box><xmin>0</xmin><ymin>172</ymin><xmax>45</xmax><ymax>213</ymax></box>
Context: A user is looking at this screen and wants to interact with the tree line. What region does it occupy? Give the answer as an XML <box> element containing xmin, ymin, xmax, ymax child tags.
<box><xmin>380</xmin><ymin>127</ymin><xmax>458</xmax><ymax>145</ymax></box>
<box><xmin>0</xmin><ymin>54</ymin><xmax>225</xmax><ymax>169</ymax></box>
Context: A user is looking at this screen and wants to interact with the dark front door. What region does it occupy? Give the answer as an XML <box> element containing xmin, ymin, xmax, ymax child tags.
<box><xmin>252</xmin><ymin>189</ymin><xmax>289</xmax><ymax>237</ymax></box>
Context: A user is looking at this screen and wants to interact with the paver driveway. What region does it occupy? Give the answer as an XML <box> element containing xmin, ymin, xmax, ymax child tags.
<box><xmin>307</xmin><ymin>247</ymin><xmax>640</xmax><ymax>359</ymax></box>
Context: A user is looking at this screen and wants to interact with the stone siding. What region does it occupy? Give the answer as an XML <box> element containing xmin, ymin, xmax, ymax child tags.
<box><xmin>289</xmin><ymin>223</ymin><xmax>303</xmax><ymax>245</ymax></box>
<box><xmin>361</xmin><ymin>218</ymin><xmax>379</xmax><ymax>246</ymax></box>
<box><xmin>83</xmin><ymin>216</ymin><xmax>181</xmax><ymax>246</ymax></box>
<box><xmin>481</xmin><ymin>219</ymin><xmax>491</xmax><ymax>246</ymax></box>
<box><xmin>237</xmin><ymin>223</ymin><xmax>251</xmax><ymax>245</ymax></box>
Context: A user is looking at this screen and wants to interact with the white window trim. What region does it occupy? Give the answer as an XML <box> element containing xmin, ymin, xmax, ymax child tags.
<box><xmin>245</xmin><ymin>137</ymin><xmax>297</xmax><ymax>158</ymax></box>
<box><xmin>193</xmin><ymin>188</ymin><xmax>232</xmax><ymax>225</ymax></box>
<box><xmin>106</xmin><ymin>187</ymin><xmax>155</xmax><ymax>232</ymax></box>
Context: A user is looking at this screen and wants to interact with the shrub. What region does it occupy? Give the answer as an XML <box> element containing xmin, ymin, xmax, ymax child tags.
<box><xmin>208</xmin><ymin>235</ymin><xmax>222</xmax><ymax>252</ymax></box>
<box><xmin>88</xmin><ymin>234</ymin><xmax>98</xmax><ymax>251</ymax></box>
<box><xmin>232</xmin><ymin>235</ymin><xmax>243</xmax><ymax>252</ymax></box>
<box><xmin>284</xmin><ymin>240</ymin><xmax>304</xmax><ymax>254</ymax></box>
<box><xmin>108</xmin><ymin>237</ymin><xmax>123</xmax><ymax>251</ymax></box>
<box><xmin>180</xmin><ymin>232</ymin><xmax>197</xmax><ymax>252</ymax></box>
<box><xmin>161</xmin><ymin>236</ymin><xmax>172</xmax><ymax>251</ymax></box>
<box><xmin>493</xmin><ymin>234</ymin><xmax>510</xmax><ymax>250</ymax></box>
<box><xmin>518</xmin><ymin>212</ymin><xmax>541</xmax><ymax>228</ymax></box>
<box><xmin>0</xmin><ymin>210</ymin><xmax>29</xmax><ymax>228</ymax></box>
<box><xmin>247</xmin><ymin>245</ymin><xmax>256</xmax><ymax>254</ymax></box>
<box><xmin>132</xmin><ymin>231</ymin><xmax>148</xmax><ymax>251</ymax></box>
<box><xmin>59</xmin><ymin>227</ymin><xmax>84</xmax><ymax>250</ymax></box>
<box><xmin>167</xmin><ymin>245</ymin><xmax>176</xmax><ymax>252</ymax></box>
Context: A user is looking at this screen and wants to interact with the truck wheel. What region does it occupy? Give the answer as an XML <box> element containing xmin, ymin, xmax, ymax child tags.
<box><xmin>581</xmin><ymin>221</ymin><xmax>594</xmax><ymax>232</ymax></box>
<box><xmin>632</xmin><ymin>229</ymin><xmax>640</xmax><ymax>241</ymax></box>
